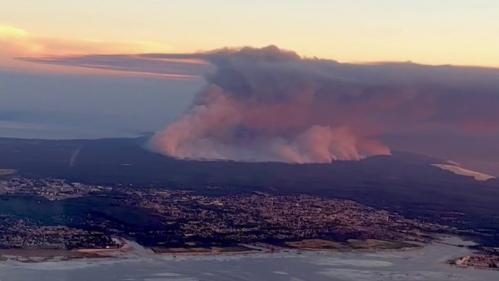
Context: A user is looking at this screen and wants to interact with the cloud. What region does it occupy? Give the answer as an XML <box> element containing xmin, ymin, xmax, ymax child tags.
<box><xmin>0</xmin><ymin>25</ymin><xmax>37</xmax><ymax>57</ymax></box>
<box><xmin>0</xmin><ymin>24</ymin><xmax>172</xmax><ymax>72</ymax></box>
<box><xmin>0</xmin><ymin>24</ymin><xmax>197</xmax><ymax>78</ymax></box>
<box><xmin>21</xmin><ymin>54</ymin><xmax>213</xmax><ymax>80</ymax></box>
<box><xmin>24</xmin><ymin>45</ymin><xmax>499</xmax><ymax>169</ymax></box>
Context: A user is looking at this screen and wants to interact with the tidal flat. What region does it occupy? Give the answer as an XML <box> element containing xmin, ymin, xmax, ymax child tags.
<box><xmin>1</xmin><ymin>237</ymin><xmax>498</xmax><ymax>281</ymax></box>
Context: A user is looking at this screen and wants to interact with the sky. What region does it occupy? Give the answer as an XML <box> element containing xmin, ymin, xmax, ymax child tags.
<box><xmin>1</xmin><ymin>0</ymin><xmax>499</xmax><ymax>67</ymax></box>
<box><xmin>0</xmin><ymin>1</ymin><xmax>498</xmax><ymax>175</ymax></box>
<box><xmin>0</xmin><ymin>70</ymin><xmax>203</xmax><ymax>139</ymax></box>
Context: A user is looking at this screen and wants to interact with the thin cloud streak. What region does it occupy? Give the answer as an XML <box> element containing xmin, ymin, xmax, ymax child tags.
<box><xmin>20</xmin><ymin>54</ymin><xmax>213</xmax><ymax>80</ymax></box>
<box><xmin>0</xmin><ymin>24</ymin><xmax>176</xmax><ymax>77</ymax></box>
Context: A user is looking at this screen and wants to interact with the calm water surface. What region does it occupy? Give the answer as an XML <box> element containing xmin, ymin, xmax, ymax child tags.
<box><xmin>1</xmin><ymin>237</ymin><xmax>498</xmax><ymax>281</ymax></box>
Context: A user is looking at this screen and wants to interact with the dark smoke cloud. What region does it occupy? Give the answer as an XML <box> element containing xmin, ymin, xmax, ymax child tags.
<box><xmin>149</xmin><ymin>46</ymin><xmax>499</xmax><ymax>164</ymax></box>
<box><xmin>24</xmin><ymin>46</ymin><xmax>499</xmax><ymax>171</ymax></box>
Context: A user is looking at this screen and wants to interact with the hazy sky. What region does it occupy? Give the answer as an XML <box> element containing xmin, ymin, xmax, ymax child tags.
<box><xmin>1</xmin><ymin>1</ymin><xmax>498</xmax><ymax>174</ymax></box>
<box><xmin>0</xmin><ymin>69</ymin><xmax>202</xmax><ymax>139</ymax></box>
<box><xmin>1</xmin><ymin>0</ymin><xmax>499</xmax><ymax>67</ymax></box>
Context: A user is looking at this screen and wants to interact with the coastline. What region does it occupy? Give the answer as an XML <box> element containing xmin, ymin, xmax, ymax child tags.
<box><xmin>2</xmin><ymin>236</ymin><xmax>499</xmax><ymax>281</ymax></box>
<box><xmin>3</xmin><ymin>235</ymin><xmax>496</xmax><ymax>271</ymax></box>
<box><xmin>0</xmin><ymin>238</ymin><xmax>130</xmax><ymax>263</ymax></box>
<box><xmin>0</xmin><ymin>248</ymin><xmax>109</xmax><ymax>263</ymax></box>
<box><xmin>0</xmin><ymin>237</ymin><xmax>424</xmax><ymax>262</ymax></box>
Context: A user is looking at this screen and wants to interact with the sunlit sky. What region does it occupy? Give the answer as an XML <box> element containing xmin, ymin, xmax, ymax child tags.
<box><xmin>1</xmin><ymin>0</ymin><xmax>499</xmax><ymax>68</ymax></box>
<box><xmin>1</xmin><ymin>0</ymin><xmax>499</xmax><ymax>175</ymax></box>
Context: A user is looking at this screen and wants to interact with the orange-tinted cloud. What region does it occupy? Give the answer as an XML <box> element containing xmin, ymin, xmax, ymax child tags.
<box><xmin>0</xmin><ymin>24</ymin><xmax>171</xmax><ymax>56</ymax></box>
<box><xmin>0</xmin><ymin>24</ymin><xmax>174</xmax><ymax>76</ymax></box>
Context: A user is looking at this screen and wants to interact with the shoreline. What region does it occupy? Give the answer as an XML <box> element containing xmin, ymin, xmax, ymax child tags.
<box><xmin>0</xmin><ymin>248</ymin><xmax>110</xmax><ymax>263</ymax></box>
<box><xmin>449</xmin><ymin>254</ymin><xmax>499</xmax><ymax>270</ymax></box>
<box><xmin>2</xmin><ymin>236</ymin><xmax>498</xmax><ymax>281</ymax></box>
<box><xmin>0</xmin><ymin>237</ymin><xmax>425</xmax><ymax>262</ymax></box>
<box><xmin>1</xmin><ymin>235</ymin><xmax>488</xmax><ymax>267</ymax></box>
<box><xmin>0</xmin><ymin>238</ymin><xmax>130</xmax><ymax>263</ymax></box>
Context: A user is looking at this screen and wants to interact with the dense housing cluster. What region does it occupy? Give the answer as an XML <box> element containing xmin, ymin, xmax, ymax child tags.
<box><xmin>117</xmin><ymin>188</ymin><xmax>448</xmax><ymax>247</ymax></box>
<box><xmin>455</xmin><ymin>255</ymin><xmax>499</xmax><ymax>269</ymax></box>
<box><xmin>0</xmin><ymin>177</ymin><xmax>109</xmax><ymax>200</ymax></box>
<box><xmin>0</xmin><ymin>216</ymin><xmax>118</xmax><ymax>250</ymax></box>
<box><xmin>0</xmin><ymin>177</ymin><xmax>450</xmax><ymax>250</ymax></box>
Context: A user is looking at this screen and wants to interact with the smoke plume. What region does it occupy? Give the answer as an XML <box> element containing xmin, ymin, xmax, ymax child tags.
<box><xmin>150</xmin><ymin>46</ymin><xmax>499</xmax><ymax>163</ymax></box>
<box><xmin>25</xmin><ymin>46</ymin><xmax>499</xmax><ymax>167</ymax></box>
<box><xmin>151</xmin><ymin>46</ymin><xmax>393</xmax><ymax>162</ymax></box>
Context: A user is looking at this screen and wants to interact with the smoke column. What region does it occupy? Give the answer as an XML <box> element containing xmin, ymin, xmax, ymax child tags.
<box><xmin>23</xmin><ymin>46</ymin><xmax>499</xmax><ymax>171</ymax></box>
<box><xmin>150</xmin><ymin>46</ymin><xmax>499</xmax><ymax>163</ymax></box>
<box><xmin>150</xmin><ymin>46</ymin><xmax>394</xmax><ymax>162</ymax></box>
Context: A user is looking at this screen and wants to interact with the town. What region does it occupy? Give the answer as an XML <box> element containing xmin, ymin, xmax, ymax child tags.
<box><xmin>454</xmin><ymin>254</ymin><xmax>499</xmax><ymax>269</ymax></box>
<box><xmin>0</xmin><ymin>177</ymin><xmax>110</xmax><ymax>200</ymax></box>
<box><xmin>0</xmin><ymin>176</ymin><xmax>456</xmax><ymax>253</ymax></box>
<box><xmin>0</xmin><ymin>216</ymin><xmax>119</xmax><ymax>250</ymax></box>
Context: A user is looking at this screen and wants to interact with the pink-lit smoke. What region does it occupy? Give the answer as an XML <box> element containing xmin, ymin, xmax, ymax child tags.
<box><xmin>149</xmin><ymin>46</ymin><xmax>499</xmax><ymax>163</ymax></box>
<box><xmin>24</xmin><ymin>46</ymin><xmax>499</xmax><ymax>168</ymax></box>
<box><xmin>151</xmin><ymin>84</ymin><xmax>390</xmax><ymax>162</ymax></box>
<box><xmin>151</xmin><ymin>46</ymin><xmax>394</xmax><ymax>162</ymax></box>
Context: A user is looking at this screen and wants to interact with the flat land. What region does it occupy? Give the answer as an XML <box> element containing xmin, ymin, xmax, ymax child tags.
<box><xmin>152</xmin><ymin>245</ymin><xmax>256</xmax><ymax>255</ymax></box>
<box><xmin>285</xmin><ymin>239</ymin><xmax>419</xmax><ymax>251</ymax></box>
<box><xmin>0</xmin><ymin>248</ymin><xmax>106</xmax><ymax>263</ymax></box>
<box><xmin>0</xmin><ymin>169</ymin><xmax>15</xmax><ymax>177</ymax></box>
